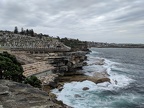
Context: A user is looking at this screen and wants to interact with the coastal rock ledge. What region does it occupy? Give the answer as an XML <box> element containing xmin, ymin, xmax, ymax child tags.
<box><xmin>0</xmin><ymin>80</ymin><xmax>71</xmax><ymax>108</ymax></box>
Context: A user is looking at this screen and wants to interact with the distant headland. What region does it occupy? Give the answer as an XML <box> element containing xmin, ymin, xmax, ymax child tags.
<box><xmin>88</xmin><ymin>41</ymin><xmax>144</xmax><ymax>48</ymax></box>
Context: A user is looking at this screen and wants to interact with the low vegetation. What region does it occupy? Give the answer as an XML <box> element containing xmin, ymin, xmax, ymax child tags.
<box><xmin>57</xmin><ymin>37</ymin><xmax>88</xmax><ymax>51</ymax></box>
<box><xmin>24</xmin><ymin>75</ymin><xmax>41</xmax><ymax>88</ymax></box>
<box><xmin>0</xmin><ymin>52</ymin><xmax>41</xmax><ymax>88</ymax></box>
<box><xmin>0</xmin><ymin>52</ymin><xmax>24</xmax><ymax>82</ymax></box>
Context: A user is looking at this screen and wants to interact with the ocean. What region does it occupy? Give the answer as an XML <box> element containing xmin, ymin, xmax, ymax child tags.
<box><xmin>52</xmin><ymin>48</ymin><xmax>144</xmax><ymax>108</ymax></box>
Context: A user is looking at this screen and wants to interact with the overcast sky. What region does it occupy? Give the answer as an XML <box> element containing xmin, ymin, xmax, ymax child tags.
<box><xmin>0</xmin><ymin>0</ymin><xmax>144</xmax><ymax>43</ymax></box>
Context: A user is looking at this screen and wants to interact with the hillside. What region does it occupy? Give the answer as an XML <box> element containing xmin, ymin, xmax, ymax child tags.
<box><xmin>0</xmin><ymin>30</ymin><xmax>71</xmax><ymax>52</ymax></box>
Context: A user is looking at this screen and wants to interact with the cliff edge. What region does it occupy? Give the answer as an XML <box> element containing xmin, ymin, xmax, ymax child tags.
<box><xmin>0</xmin><ymin>80</ymin><xmax>70</xmax><ymax>108</ymax></box>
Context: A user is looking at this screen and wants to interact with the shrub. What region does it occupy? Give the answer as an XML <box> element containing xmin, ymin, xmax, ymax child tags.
<box><xmin>0</xmin><ymin>52</ymin><xmax>25</xmax><ymax>82</ymax></box>
<box><xmin>24</xmin><ymin>75</ymin><xmax>41</xmax><ymax>88</ymax></box>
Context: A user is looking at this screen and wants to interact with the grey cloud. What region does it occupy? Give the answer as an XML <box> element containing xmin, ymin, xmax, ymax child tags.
<box><xmin>113</xmin><ymin>7</ymin><xmax>144</xmax><ymax>23</ymax></box>
<box><xmin>0</xmin><ymin>0</ymin><xmax>144</xmax><ymax>43</ymax></box>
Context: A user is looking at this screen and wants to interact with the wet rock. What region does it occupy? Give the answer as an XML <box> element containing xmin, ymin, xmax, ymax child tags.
<box><xmin>58</xmin><ymin>87</ymin><xmax>63</xmax><ymax>92</ymax></box>
<box><xmin>89</xmin><ymin>58</ymin><xmax>105</xmax><ymax>66</ymax></box>
<box><xmin>88</xmin><ymin>77</ymin><xmax>111</xmax><ymax>84</ymax></box>
<box><xmin>93</xmin><ymin>71</ymin><xmax>109</xmax><ymax>78</ymax></box>
<box><xmin>87</xmin><ymin>71</ymin><xmax>111</xmax><ymax>84</ymax></box>
<box><xmin>82</xmin><ymin>87</ymin><xmax>89</xmax><ymax>91</ymax></box>
<box><xmin>96</xmin><ymin>78</ymin><xmax>111</xmax><ymax>84</ymax></box>
<box><xmin>95</xmin><ymin>59</ymin><xmax>105</xmax><ymax>65</ymax></box>
<box><xmin>56</xmin><ymin>83</ymin><xmax>64</xmax><ymax>91</ymax></box>
<box><xmin>49</xmin><ymin>81</ymin><xmax>58</xmax><ymax>88</ymax></box>
<box><xmin>74</xmin><ymin>94</ymin><xmax>81</xmax><ymax>98</ymax></box>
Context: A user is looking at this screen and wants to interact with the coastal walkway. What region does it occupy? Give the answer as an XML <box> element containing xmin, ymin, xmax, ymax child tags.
<box><xmin>22</xmin><ymin>61</ymin><xmax>55</xmax><ymax>77</ymax></box>
<box><xmin>11</xmin><ymin>47</ymin><xmax>71</xmax><ymax>53</ymax></box>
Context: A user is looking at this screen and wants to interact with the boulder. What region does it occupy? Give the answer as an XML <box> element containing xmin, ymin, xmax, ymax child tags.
<box><xmin>58</xmin><ymin>87</ymin><xmax>63</xmax><ymax>92</ymax></box>
<box><xmin>96</xmin><ymin>78</ymin><xmax>111</xmax><ymax>84</ymax></box>
<box><xmin>49</xmin><ymin>81</ymin><xmax>58</xmax><ymax>88</ymax></box>
<box><xmin>94</xmin><ymin>58</ymin><xmax>105</xmax><ymax>65</ymax></box>
<box><xmin>87</xmin><ymin>77</ymin><xmax>111</xmax><ymax>84</ymax></box>
<box><xmin>82</xmin><ymin>87</ymin><xmax>89</xmax><ymax>91</ymax></box>
<box><xmin>93</xmin><ymin>71</ymin><xmax>109</xmax><ymax>78</ymax></box>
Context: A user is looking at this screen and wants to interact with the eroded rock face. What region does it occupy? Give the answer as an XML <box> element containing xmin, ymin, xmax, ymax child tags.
<box><xmin>39</xmin><ymin>74</ymin><xmax>59</xmax><ymax>88</ymax></box>
<box><xmin>48</xmin><ymin>51</ymin><xmax>88</xmax><ymax>73</ymax></box>
<box><xmin>0</xmin><ymin>80</ymin><xmax>68</xmax><ymax>108</ymax></box>
<box><xmin>68</xmin><ymin>51</ymin><xmax>87</xmax><ymax>70</ymax></box>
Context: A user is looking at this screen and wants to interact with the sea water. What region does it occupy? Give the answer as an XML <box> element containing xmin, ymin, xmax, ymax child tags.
<box><xmin>52</xmin><ymin>48</ymin><xmax>144</xmax><ymax>108</ymax></box>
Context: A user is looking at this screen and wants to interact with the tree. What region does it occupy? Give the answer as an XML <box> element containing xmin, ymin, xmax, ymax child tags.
<box><xmin>56</xmin><ymin>36</ymin><xmax>60</xmax><ymax>40</ymax></box>
<box><xmin>20</xmin><ymin>27</ymin><xmax>24</xmax><ymax>35</ymax></box>
<box><xmin>14</xmin><ymin>26</ymin><xmax>18</xmax><ymax>34</ymax></box>
<box><xmin>30</xmin><ymin>29</ymin><xmax>34</xmax><ymax>37</ymax></box>
<box><xmin>26</xmin><ymin>29</ymin><xmax>29</xmax><ymax>35</ymax></box>
<box><xmin>0</xmin><ymin>52</ymin><xmax>25</xmax><ymax>82</ymax></box>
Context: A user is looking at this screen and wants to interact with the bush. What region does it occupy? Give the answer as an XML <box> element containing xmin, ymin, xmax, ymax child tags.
<box><xmin>0</xmin><ymin>52</ymin><xmax>25</xmax><ymax>82</ymax></box>
<box><xmin>24</xmin><ymin>75</ymin><xmax>41</xmax><ymax>88</ymax></box>
<box><xmin>0</xmin><ymin>52</ymin><xmax>41</xmax><ymax>88</ymax></box>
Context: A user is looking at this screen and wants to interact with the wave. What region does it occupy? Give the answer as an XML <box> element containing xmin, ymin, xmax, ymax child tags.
<box><xmin>80</xmin><ymin>57</ymin><xmax>133</xmax><ymax>90</ymax></box>
<box><xmin>52</xmin><ymin>77</ymin><xmax>134</xmax><ymax>108</ymax></box>
<box><xmin>52</xmin><ymin>54</ymin><xmax>135</xmax><ymax>108</ymax></box>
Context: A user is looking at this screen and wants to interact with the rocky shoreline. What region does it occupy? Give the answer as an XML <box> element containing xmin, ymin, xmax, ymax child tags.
<box><xmin>40</xmin><ymin>53</ymin><xmax>111</xmax><ymax>108</ymax></box>
<box><xmin>41</xmin><ymin>51</ymin><xmax>111</xmax><ymax>91</ymax></box>
<box><xmin>0</xmin><ymin>49</ymin><xmax>111</xmax><ymax>108</ymax></box>
<box><xmin>0</xmin><ymin>30</ymin><xmax>111</xmax><ymax>108</ymax></box>
<box><xmin>42</xmin><ymin>70</ymin><xmax>111</xmax><ymax>92</ymax></box>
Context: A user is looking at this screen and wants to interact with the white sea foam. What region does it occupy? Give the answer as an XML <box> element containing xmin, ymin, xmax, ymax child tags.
<box><xmin>52</xmin><ymin>77</ymin><xmax>133</xmax><ymax>108</ymax></box>
<box><xmin>83</xmin><ymin>57</ymin><xmax>133</xmax><ymax>86</ymax></box>
<box><xmin>52</xmin><ymin>80</ymin><xmax>98</xmax><ymax>108</ymax></box>
<box><xmin>91</xmin><ymin>50</ymin><xmax>100</xmax><ymax>54</ymax></box>
<box><xmin>102</xmin><ymin>58</ymin><xmax>133</xmax><ymax>88</ymax></box>
<box><xmin>52</xmin><ymin>55</ymin><xmax>134</xmax><ymax>108</ymax></box>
